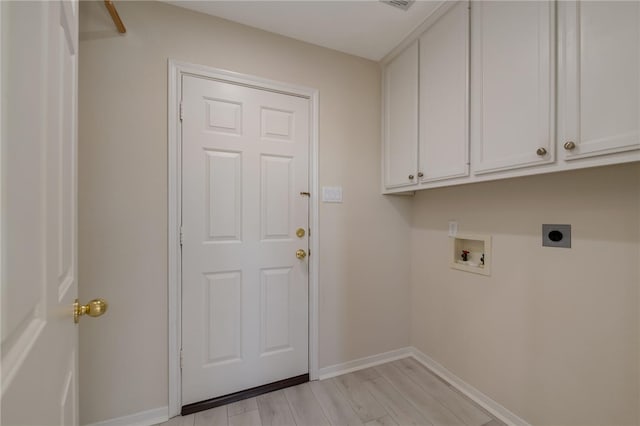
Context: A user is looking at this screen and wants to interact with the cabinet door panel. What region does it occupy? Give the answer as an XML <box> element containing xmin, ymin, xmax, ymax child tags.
<box><xmin>560</xmin><ymin>1</ymin><xmax>640</xmax><ymax>160</ymax></box>
<box><xmin>471</xmin><ymin>1</ymin><xmax>555</xmax><ymax>174</ymax></box>
<box><xmin>419</xmin><ymin>1</ymin><xmax>469</xmax><ymax>182</ymax></box>
<box><xmin>384</xmin><ymin>42</ymin><xmax>419</xmax><ymax>188</ymax></box>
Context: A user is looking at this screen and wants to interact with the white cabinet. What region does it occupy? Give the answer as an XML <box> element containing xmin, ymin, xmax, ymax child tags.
<box><xmin>471</xmin><ymin>1</ymin><xmax>555</xmax><ymax>174</ymax></box>
<box><xmin>383</xmin><ymin>41</ymin><xmax>418</xmax><ymax>189</ymax></box>
<box><xmin>383</xmin><ymin>2</ymin><xmax>468</xmax><ymax>191</ymax></box>
<box><xmin>381</xmin><ymin>0</ymin><xmax>640</xmax><ymax>194</ymax></box>
<box><xmin>419</xmin><ymin>1</ymin><xmax>469</xmax><ymax>182</ymax></box>
<box><xmin>558</xmin><ymin>1</ymin><xmax>640</xmax><ymax>160</ymax></box>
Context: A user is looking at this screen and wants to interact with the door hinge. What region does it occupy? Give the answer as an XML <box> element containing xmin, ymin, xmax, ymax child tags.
<box><xmin>180</xmin><ymin>349</ymin><xmax>183</xmax><ymax>369</ymax></box>
<box><xmin>180</xmin><ymin>227</ymin><xmax>183</xmax><ymax>247</ymax></box>
<box><xmin>179</xmin><ymin>102</ymin><xmax>184</xmax><ymax>121</ymax></box>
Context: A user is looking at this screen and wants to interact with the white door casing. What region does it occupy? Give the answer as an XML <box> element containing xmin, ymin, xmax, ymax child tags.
<box><xmin>180</xmin><ymin>74</ymin><xmax>311</xmax><ymax>405</ymax></box>
<box><xmin>1</xmin><ymin>1</ymin><xmax>79</xmax><ymax>425</ymax></box>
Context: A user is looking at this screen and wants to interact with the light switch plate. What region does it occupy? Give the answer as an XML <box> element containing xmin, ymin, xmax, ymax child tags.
<box><xmin>322</xmin><ymin>186</ymin><xmax>343</xmax><ymax>203</ymax></box>
<box><xmin>448</xmin><ymin>221</ymin><xmax>458</xmax><ymax>237</ymax></box>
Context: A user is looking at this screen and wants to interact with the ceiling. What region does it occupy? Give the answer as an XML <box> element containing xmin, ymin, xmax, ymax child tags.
<box><xmin>163</xmin><ymin>1</ymin><xmax>442</xmax><ymax>61</ymax></box>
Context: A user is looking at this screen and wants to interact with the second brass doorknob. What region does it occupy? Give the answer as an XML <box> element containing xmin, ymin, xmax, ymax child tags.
<box><xmin>296</xmin><ymin>249</ymin><xmax>307</xmax><ymax>259</ymax></box>
<box><xmin>74</xmin><ymin>298</ymin><xmax>108</xmax><ymax>324</ymax></box>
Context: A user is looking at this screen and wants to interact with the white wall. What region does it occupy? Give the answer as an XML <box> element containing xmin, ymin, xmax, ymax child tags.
<box><xmin>410</xmin><ymin>163</ymin><xmax>640</xmax><ymax>425</ymax></box>
<box><xmin>78</xmin><ymin>1</ymin><xmax>412</xmax><ymax>424</ymax></box>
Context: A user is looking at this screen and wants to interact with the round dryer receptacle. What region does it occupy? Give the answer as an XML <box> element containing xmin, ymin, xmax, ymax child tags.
<box><xmin>548</xmin><ymin>230</ymin><xmax>563</xmax><ymax>242</ymax></box>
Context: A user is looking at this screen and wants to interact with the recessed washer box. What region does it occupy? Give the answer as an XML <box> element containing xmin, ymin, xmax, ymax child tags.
<box><xmin>450</xmin><ymin>233</ymin><xmax>491</xmax><ymax>276</ymax></box>
<box><xmin>542</xmin><ymin>224</ymin><xmax>571</xmax><ymax>248</ymax></box>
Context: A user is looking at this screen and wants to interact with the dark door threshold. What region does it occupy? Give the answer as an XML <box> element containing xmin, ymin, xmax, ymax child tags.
<box><xmin>181</xmin><ymin>373</ymin><xmax>309</xmax><ymax>416</ymax></box>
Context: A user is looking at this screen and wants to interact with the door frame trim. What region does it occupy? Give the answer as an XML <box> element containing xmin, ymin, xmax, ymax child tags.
<box><xmin>167</xmin><ymin>60</ymin><xmax>320</xmax><ymax>417</ymax></box>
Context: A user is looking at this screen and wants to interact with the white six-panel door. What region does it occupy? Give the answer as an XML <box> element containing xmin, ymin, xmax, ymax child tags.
<box><xmin>181</xmin><ymin>75</ymin><xmax>310</xmax><ymax>405</ymax></box>
<box><xmin>1</xmin><ymin>1</ymin><xmax>79</xmax><ymax>424</ymax></box>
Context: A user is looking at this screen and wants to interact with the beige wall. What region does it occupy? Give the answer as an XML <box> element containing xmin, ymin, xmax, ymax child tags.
<box><xmin>79</xmin><ymin>2</ymin><xmax>640</xmax><ymax>425</ymax></box>
<box><xmin>410</xmin><ymin>163</ymin><xmax>640</xmax><ymax>425</ymax></box>
<box><xmin>78</xmin><ymin>1</ymin><xmax>412</xmax><ymax>424</ymax></box>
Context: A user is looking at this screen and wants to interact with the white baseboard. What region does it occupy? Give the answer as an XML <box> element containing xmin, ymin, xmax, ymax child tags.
<box><xmin>409</xmin><ymin>347</ymin><xmax>530</xmax><ymax>426</ymax></box>
<box><xmin>84</xmin><ymin>406</ymin><xmax>169</xmax><ymax>426</ymax></box>
<box><xmin>318</xmin><ymin>347</ymin><xmax>412</xmax><ymax>380</ymax></box>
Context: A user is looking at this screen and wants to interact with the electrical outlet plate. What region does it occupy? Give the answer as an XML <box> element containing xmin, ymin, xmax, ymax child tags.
<box><xmin>542</xmin><ymin>224</ymin><xmax>571</xmax><ymax>248</ymax></box>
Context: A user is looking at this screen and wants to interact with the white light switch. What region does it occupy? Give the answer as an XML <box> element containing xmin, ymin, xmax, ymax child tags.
<box><xmin>322</xmin><ymin>186</ymin><xmax>343</xmax><ymax>203</ymax></box>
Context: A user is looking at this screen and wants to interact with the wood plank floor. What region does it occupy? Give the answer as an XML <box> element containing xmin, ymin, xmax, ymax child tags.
<box><xmin>159</xmin><ymin>359</ymin><xmax>504</xmax><ymax>426</ymax></box>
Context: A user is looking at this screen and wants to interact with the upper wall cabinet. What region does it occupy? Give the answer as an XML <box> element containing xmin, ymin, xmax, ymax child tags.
<box><xmin>558</xmin><ymin>1</ymin><xmax>640</xmax><ymax>160</ymax></box>
<box><xmin>383</xmin><ymin>41</ymin><xmax>419</xmax><ymax>189</ymax></box>
<box><xmin>383</xmin><ymin>2</ymin><xmax>468</xmax><ymax>192</ymax></box>
<box><xmin>419</xmin><ymin>2</ymin><xmax>469</xmax><ymax>182</ymax></box>
<box><xmin>381</xmin><ymin>0</ymin><xmax>639</xmax><ymax>194</ymax></box>
<box><xmin>471</xmin><ymin>1</ymin><xmax>555</xmax><ymax>174</ymax></box>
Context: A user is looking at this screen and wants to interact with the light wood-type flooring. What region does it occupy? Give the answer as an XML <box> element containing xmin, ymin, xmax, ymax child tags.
<box><xmin>160</xmin><ymin>358</ymin><xmax>504</xmax><ymax>426</ymax></box>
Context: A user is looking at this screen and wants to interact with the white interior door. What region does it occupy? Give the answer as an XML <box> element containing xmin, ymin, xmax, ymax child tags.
<box><xmin>1</xmin><ymin>1</ymin><xmax>79</xmax><ymax>424</ymax></box>
<box><xmin>181</xmin><ymin>75</ymin><xmax>310</xmax><ymax>406</ymax></box>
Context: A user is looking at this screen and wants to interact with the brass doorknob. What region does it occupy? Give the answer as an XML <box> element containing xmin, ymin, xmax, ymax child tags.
<box><xmin>74</xmin><ymin>298</ymin><xmax>108</xmax><ymax>324</ymax></box>
<box><xmin>296</xmin><ymin>249</ymin><xmax>307</xmax><ymax>259</ymax></box>
<box><xmin>536</xmin><ymin>147</ymin><xmax>547</xmax><ymax>156</ymax></box>
<box><xmin>563</xmin><ymin>141</ymin><xmax>576</xmax><ymax>151</ymax></box>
